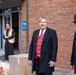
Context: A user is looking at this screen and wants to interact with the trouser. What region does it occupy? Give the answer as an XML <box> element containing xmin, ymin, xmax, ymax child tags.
<box><xmin>35</xmin><ymin>58</ymin><xmax>52</xmax><ymax>75</ymax></box>
<box><xmin>74</xmin><ymin>63</ymin><xmax>76</xmax><ymax>73</ymax></box>
<box><xmin>5</xmin><ymin>41</ymin><xmax>14</xmax><ymax>60</ymax></box>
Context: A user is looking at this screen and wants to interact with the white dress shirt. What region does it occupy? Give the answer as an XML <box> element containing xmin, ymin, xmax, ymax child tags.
<box><xmin>39</xmin><ymin>28</ymin><xmax>46</xmax><ymax>36</ymax></box>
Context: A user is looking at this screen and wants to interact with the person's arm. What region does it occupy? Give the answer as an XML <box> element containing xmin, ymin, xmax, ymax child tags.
<box><xmin>3</xmin><ymin>34</ymin><xmax>6</xmax><ymax>39</ymax></box>
<box><xmin>8</xmin><ymin>30</ymin><xmax>15</xmax><ymax>39</ymax></box>
<box><xmin>51</xmin><ymin>30</ymin><xmax>58</xmax><ymax>62</ymax></box>
<box><xmin>48</xmin><ymin>30</ymin><xmax>58</xmax><ymax>67</ymax></box>
<box><xmin>3</xmin><ymin>33</ymin><xmax>8</xmax><ymax>40</ymax></box>
<box><xmin>70</xmin><ymin>32</ymin><xmax>76</xmax><ymax>66</ymax></box>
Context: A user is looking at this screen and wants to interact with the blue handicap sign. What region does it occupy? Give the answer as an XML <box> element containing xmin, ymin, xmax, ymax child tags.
<box><xmin>22</xmin><ymin>21</ymin><xmax>27</xmax><ymax>30</ymax></box>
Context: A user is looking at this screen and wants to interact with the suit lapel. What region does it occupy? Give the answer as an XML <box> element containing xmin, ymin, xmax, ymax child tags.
<box><xmin>42</xmin><ymin>28</ymin><xmax>49</xmax><ymax>44</ymax></box>
<box><xmin>34</xmin><ymin>28</ymin><xmax>49</xmax><ymax>45</ymax></box>
<box><xmin>34</xmin><ymin>30</ymin><xmax>40</xmax><ymax>43</ymax></box>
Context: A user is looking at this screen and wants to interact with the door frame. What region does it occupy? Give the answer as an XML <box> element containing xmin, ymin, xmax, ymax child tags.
<box><xmin>0</xmin><ymin>16</ymin><xmax>2</xmax><ymax>50</ymax></box>
<box><xmin>18</xmin><ymin>11</ymin><xmax>22</xmax><ymax>53</ymax></box>
<box><xmin>0</xmin><ymin>10</ymin><xmax>22</xmax><ymax>53</ymax></box>
<box><xmin>12</xmin><ymin>11</ymin><xmax>22</xmax><ymax>52</ymax></box>
<box><xmin>0</xmin><ymin>15</ymin><xmax>4</xmax><ymax>51</ymax></box>
<box><xmin>3</xmin><ymin>13</ymin><xmax>12</xmax><ymax>28</ymax></box>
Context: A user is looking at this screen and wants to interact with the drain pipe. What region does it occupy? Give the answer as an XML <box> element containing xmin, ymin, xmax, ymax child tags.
<box><xmin>26</xmin><ymin>0</ymin><xmax>29</xmax><ymax>53</ymax></box>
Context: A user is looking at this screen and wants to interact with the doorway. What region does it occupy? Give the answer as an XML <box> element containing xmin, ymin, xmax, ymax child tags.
<box><xmin>0</xmin><ymin>11</ymin><xmax>21</xmax><ymax>51</ymax></box>
<box><xmin>12</xmin><ymin>12</ymin><xmax>19</xmax><ymax>50</ymax></box>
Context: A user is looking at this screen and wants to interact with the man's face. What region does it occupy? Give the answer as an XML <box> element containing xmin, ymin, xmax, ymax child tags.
<box><xmin>39</xmin><ymin>19</ymin><xmax>47</xmax><ymax>30</ymax></box>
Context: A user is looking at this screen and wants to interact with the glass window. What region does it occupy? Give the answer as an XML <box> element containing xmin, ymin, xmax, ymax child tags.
<box><xmin>4</xmin><ymin>15</ymin><xmax>10</xmax><ymax>28</ymax></box>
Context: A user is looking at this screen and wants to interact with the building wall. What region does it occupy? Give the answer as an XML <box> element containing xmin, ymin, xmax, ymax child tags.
<box><xmin>21</xmin><ymin>0</ymin><xmax>26</xmax><ymax>53</ymax></box>
<box><xmin>22</xmin><ymin>0</ymin><xmax>76</xmax><ymax>69</ymax></box>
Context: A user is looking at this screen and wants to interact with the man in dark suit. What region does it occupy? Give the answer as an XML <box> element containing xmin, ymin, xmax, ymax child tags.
<box><xmin>70</xmin><ymin>15</ymin><xmax>76</xmax><ymax>74</ymax></box>
<box><xmin>70</xmin><ymin>32</ymin><xmax>76</xmax><ymax>74</ymax></box>
<box><xmin>28</xmin><ymin>18</ymin><xmax>58</xmax><ymax>75</ymax></box>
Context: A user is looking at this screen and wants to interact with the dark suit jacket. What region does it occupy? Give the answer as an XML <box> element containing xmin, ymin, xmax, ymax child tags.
<box><xmin>71</xmin><ymin>32</ymin><xmax>76</xmax><ymax>65</ymax></box>
<box><xmin>28</xmin><ymin>27</ymin><xmax>58</xmax><ymax>73</ymax></box>
<box><xmin>71</xmin><ymin>32</ymin><xmax>76</xmax><ymax>73</ymax></box>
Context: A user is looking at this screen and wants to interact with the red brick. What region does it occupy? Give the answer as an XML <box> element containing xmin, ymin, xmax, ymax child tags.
<box><xmin>21</xmin><ymin>0</ymin><xmax>76</xmax><ymax>69</ymax></box>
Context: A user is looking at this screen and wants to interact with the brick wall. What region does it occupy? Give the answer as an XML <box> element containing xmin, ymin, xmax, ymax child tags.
<box><xmin>21</xmin><ymin>0</ymin><xmax>26</xmax><ymax>53</ymax></box>
<box><xmin>22</xmin><ymin>0</ymin><xmax>76</xmax><ymax>69</ymax></box>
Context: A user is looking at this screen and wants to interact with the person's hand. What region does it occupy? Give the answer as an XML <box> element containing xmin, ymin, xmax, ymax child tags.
<box><xmin>5</xmin><ymin>36</ymin><xmax>8</xmax><ymax>39</ymax></box>
<box><xmin>48</xmin><ymin>61</ymin><xmax>55</xmax><ymax>67</ymax></box>
<box><xmin>28</xmin><ymin>60</ymin><xmax>32</xmax><ymax>65</ymax></box>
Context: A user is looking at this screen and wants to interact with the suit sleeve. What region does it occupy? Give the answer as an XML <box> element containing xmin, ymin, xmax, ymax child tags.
<box><xmin>70</xmin><ymin>32</ymin><xmax>76</xmax><ymax>65</ymax></box>
<box><xmin>51</xmin><ymin>30</ymin><xmax>58</xmax><ymax>62</ymax></box>
<box><xmin>28</xmin><ymin>31</ymin><xmax>35</xmax><ymax>60</ymax></box>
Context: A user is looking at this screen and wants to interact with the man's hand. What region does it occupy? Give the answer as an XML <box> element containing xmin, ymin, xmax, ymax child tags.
<box><xmin>48</xmin><ymin>61</ymin><xmax>55</xmax><ymax>67</ymax></box>
<box><xmin>28</xmin><ymin>60</ymin><xmax>32</xmax><ymax>65</ymax></box>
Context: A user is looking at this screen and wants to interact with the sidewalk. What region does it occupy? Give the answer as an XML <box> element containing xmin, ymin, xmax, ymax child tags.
<box><xmin>53</xmin><ymin>67</ymin><xmax>74</xmax><ymax>75</ymax></box>
<box><xmin>0</xmin><ymin>50</ymin><xmax>20</xmax><ymax>61</ymax></box>
<box><xmin>0</xmin><ymin>50</ymin><xmax>5</xmax><ymax>61</ymax></box>
<box><xmin>0</xmin><ymin>51</ymin><xmax>75</xmax><ymax>75</ymax></box>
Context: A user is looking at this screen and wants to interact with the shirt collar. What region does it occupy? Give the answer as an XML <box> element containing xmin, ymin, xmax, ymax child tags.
<box><xmin>39</xmin><ymin>28</ymin><xmax>47</xmax><ymax>35</ymax></box>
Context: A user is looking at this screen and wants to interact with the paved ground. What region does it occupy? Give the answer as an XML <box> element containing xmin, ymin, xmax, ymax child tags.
<box><xmin>0</xmin><ymin>50</ymin><xmax>20</xmax><ymax>61</ymax></box>
<box><xmin>0</xmin><ymin>51</ymin><xmax>75</xmax><ymax>75</ymax></box>
<box><xmin>53</xmin><ymin>67</ymin><xmax>75</xmax><ymax>75</ymax></box>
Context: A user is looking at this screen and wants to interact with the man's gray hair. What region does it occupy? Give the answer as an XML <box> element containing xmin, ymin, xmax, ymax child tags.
<box><xmin>38</xmin><ymin>18</ymin><xmax>48</xmax><ymax>23</ymax></box>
